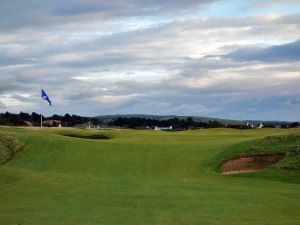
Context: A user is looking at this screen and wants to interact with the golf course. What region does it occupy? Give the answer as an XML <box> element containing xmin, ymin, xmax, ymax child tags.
<box><xmin>1</xmin><ymin>127</ymin><xmax>300</xmax><ymax>225</ymax></box>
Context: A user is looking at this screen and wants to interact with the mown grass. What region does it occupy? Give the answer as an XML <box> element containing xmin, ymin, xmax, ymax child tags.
<box><xmin>0</xmin><ymin>127</ymin><xmax>300</xmax><ymax>225</ymax></box>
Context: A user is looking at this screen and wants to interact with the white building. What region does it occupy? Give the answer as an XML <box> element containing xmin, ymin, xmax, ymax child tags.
<box><xmin>154</xmin><ymin>126</ymin><xmax>173</xmax><ymax>131</ymax></box>
<box><xmin>42</xmin><ymin>120</ymin><xmax>62</xmax><ymax>127</ymax></box>
<box><xmin>246</xmin><ymin>122</ymin><xmax>254</xmax><ymax>128</ymax></box>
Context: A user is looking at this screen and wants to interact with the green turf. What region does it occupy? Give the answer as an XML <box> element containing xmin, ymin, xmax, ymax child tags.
<box><xmin>0</xmin><ymin>127</ymin><xmax>300</xmax><ymax>225</ymax></box>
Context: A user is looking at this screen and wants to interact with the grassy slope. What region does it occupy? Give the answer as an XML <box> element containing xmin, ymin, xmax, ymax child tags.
<box><xmin>0</xmin><ymin>127</ymin><xmax>300</xmax><ymax>225</ymax></box>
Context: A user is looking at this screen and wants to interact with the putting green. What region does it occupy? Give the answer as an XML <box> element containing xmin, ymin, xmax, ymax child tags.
<box><xmin>0</xmin><ymin>127</ymin><xmax>300</xmax><ymax>225</ymax></box>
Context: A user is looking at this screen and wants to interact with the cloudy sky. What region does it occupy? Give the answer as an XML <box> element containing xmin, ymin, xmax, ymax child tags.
<box><xmin>1</xmin><ymin>0</ymin><xmax>300</xmax><ymax>120</ymax></box>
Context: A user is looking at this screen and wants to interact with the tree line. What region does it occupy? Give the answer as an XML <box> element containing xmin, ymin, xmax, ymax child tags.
<box><xmin>108</xmin><ymin>116</ymin><xmax>224</xmax><ymax>129</ymax></box>
<box><xmin>0</xmin><ymin>111</ymin><xmax>298</xmax><ymax>129</ymax></box>
<box><xmin>0</xmin><ymin>111</ymin><xmax>93</xmax><ymax>127</ymax></box>
<box><xmin>0</xmin><ymin>111</ymin><xmax>223</xmax><ymax>128</ymax></box>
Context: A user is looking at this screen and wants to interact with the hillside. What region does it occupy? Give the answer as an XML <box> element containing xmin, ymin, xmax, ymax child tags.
<box><xmin>94</xmin><ymin>114</ymin><xmax>241</xmax><ymax>124</ymax></box>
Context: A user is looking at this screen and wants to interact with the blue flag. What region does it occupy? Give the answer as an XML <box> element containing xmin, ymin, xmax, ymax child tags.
<box><xmin>41</xmin><ymin>89</ymin><xmax>52</xmax><ymax>106</ymax></box>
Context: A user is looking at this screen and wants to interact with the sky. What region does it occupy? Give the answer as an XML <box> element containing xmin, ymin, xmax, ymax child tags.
<box><xmin>0</xmin><ymin>0</ymin><xmax>300</xmax><ymax>121</ymax></box>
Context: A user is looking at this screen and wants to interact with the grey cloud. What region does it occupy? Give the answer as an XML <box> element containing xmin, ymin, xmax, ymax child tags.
<box><xmin>48</xmin><ymin>1</ymin><xmax>122</xmax><ymax>16</ymax></box>
<box><xmin>56</xmin><ymin>53</ymin><xmax>139</xmax><ymax>68</ymax></box>
<box><xmin>0</xmin><ymin>55</ymin><xmax>35</xmax><ymax>67</ymax></box>
<box><xmin>2</xmin><ymin>65</ymin><xmax>300</xmax><ymax>120</ymax></box>
<box><xmin>0</xmin><ymin>101</ymin><xmax>5</xmax><ymax>109</ymax></box>
<box><xmin>67</xmin><ymin>92</ymin><xmax>93</xmax><ymax>101</ymax></box>
<box><xmin>1</xmin><ymin>1</ymin><xmax>300</xmax><ymax>121</ymax></box>
<box><xmin>0</xmin><ymin>67</ymin><xmax>81</xmax><ymax>96</ymax></box>
<box><xmin>11</xmin><ymin>94</ymin><xmax>35</xmax><ymax>103</ymax></box>
<box><xmin>226</xmin><ymin>40</ymin><xmax>300</xmax><ymax>62</ymax></box>
<box><xmin>0</xmin><ymin>0</ymin><xmax>218</xmax><ymax>30</ymax></box>
<box><xmin>253</xmin><ymin>0</ymin><xmax>300</xmax><ymax>8</ymax></box>
<box><xmin>1</xmin><ymin>12</ymin><xmax>299</xmax><ymax>72</ymax></box>
<box><xmin>0</xmin><ymin>83</ymin><xmax>18</xmax><ymax>95</ymax></box>
<box><xmin>168</xmin><ymin>13</ymin><xmax>300</xmax><ymax>30</ymax></box>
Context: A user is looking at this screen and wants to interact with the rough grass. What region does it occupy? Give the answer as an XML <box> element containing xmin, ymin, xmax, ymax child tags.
<box><xmin>247</xmin><ymin>134</ymin><xmax>300</xmax><ymax>154</ymax></box>
<box><xmin>0</xmin><ymin>131</ymin><xmax>23</xmax><ymax>164</ymax></box>
<box><xmin>277</xmin><ymin>146</ymin><xmax>300</xmax><ymax>170</ymax></box>
<box><xmin>242</xmin><ymin>134</ymin><xmax>300</xmax><ymax>171</ymax></box>
<box><xmin>0</xmin><ymin>127</ymin><xmax>300</xmax><ymax>225</ymax></box>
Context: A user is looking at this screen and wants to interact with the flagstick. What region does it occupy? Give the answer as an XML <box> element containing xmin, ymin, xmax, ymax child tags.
<box><xmin>40</xmin><ymin>84</ymin><xmax>43</xmax><ymax>127</ymax></box>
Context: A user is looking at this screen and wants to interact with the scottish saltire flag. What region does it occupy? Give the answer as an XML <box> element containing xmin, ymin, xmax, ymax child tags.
<box><xmin>41</xmin><ymin>89</ymin><xmax>52</xmax><ymax>106</ymax></box>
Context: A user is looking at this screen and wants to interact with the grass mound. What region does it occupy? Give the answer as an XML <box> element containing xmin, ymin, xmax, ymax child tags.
<box><xmin>245</xmin><ymin>134</ymin><xmax>300</xmax><ymax>170</ymax></box>
<box><xmin>0</xmin><ymin>132</ymin><xmax>23</xmax><ymax>164</ymax></box>
<box><xmin>213</xmin><ymin>134</ymin><xmax>300</xmax><ymax>183</ymax></box>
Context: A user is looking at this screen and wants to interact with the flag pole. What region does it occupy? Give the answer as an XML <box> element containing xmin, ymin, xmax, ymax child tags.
<box><xmin>40</xmin><ymin>84</ymin><xmax>43</xmax><ymax>127</ymax></box>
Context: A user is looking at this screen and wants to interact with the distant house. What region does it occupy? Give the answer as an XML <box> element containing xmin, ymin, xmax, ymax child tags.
<box><xmin>97</xmin><ymin>124</ymin><xmax>109</xmax><ymax>129</ymax></box>
<box><xmin>24</xmin><ymin>121</ymin><xmax>33</xmax><ymax>126</ymax></box>
<box><xmin>135</xmin><ymin>126</ymin><xmax>152</xmax><ymax>130</ymax></box>
<box><xmin>154</xmin><ymin>126</ymin><xmax>173</xmax><ymax>131</ymax></box>
<box><xmin>246</xmin><ymin>122</ymin><xmax>254</xmax><ymax>128</ymax></box>
<box><xmin>108</xmin><ymin>126</ymin><xmax>122</xmax><ymax>130</ymax></box>
<box><xmin>74</xmin><ymin>122</ymin><xmax>95</xmax><ymax>129</ymax></box>
<box><xmin>43</xmin><ymin>120</ymin><xmax>61</xmax><ymax>127</ymax></box>
<box><xmin>246</xmin><ymin>122</ymin><xmax>263</xmax><ymax>129</ymax></box>
<box><xmin>258</xmin><ymin>123</ymin><xmax>264</xmax><ymax>129</ymax></box>
<box><xmin>74</xmin><ymin>123</ymin><xmax>121</xmax><ymax>130</ymax></box>
<box><xmin>98</xmin><ymin>125</ymin><xmax>122</xmax><ymax>130</ymax></box>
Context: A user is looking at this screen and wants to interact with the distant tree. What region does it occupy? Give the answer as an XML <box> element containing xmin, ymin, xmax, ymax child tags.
<box><xmin>208</xmin><ymin>120</ymin><xmax>224</xmax><ymax>128</ymax></box>
<box><xmin>91</xmin><ymin>118</ymin><xmax>99</xmax><ymax>125</ymax></box>
<box><xmin>186</xmin><ymin>117</ymin><xmax>195</xmax><ymax>129</ymax></box>
<box><xmin>19</xmin><ymin>111</ymin><xmax>31</xmax><ymax>122</ymax></box>
<box><xmin>113</xmin><ymin>117</ymin><xmax>126</xmax><ymax>126</ymax></box>
<box><xmin>63</xmin><ymin>113</ymin><xmax>72</xmax><ymax>126</ymax></box>
<box><xmin>0</xmin><ymin>111</ymin><xmax>99</xmax><ymax>127</ymax></box>
<box><xmin>71</xmin><ymin>114</ymin><xmax>83</xmax><ymax>125</ymax></box>
<box><xmin>31</xmin><ymin>112</ymin><xmax>41</xmax><ymax>124</ymax></box>
<box><xmin>263</xmin><ymin>123</ymin><xmax>276</xmax><ymax>128</ymax></box>
<box><xmin>289</xmin><ymin>122</ymin><xmax>299</xmax><ymax>128</ymax></box>
<box><xmin>52</xmin><ymin>114</ymin><xmax>63</xmax><ymax>121</ymax></box>
<box><xmin>0</xmin><ymin>112</ymin><xmax>24</xmax><ymax>126</ymax></box>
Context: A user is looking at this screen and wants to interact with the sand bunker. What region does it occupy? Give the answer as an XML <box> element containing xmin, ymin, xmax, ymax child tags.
<box><xmin>63</xmin><ymin>134</ymin><xmax>110</xmax><ymax>140</ymax></box>
<box><xmin>220</xmin><ymin>153</ymin><xmax>286</xmax><ymax>174</ymax></box>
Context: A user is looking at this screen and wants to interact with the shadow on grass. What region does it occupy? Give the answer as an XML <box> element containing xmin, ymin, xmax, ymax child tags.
<box><xmin>62</xmin><ymin>134</ymin><xmax>110</xmax><ymax>140</ymax></box>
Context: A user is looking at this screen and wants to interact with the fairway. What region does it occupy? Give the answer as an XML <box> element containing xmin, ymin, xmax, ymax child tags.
<box><xmin>1</xmin><ymin>127</ymin><xmax>300</xmax><ymax>225</ymax></box>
